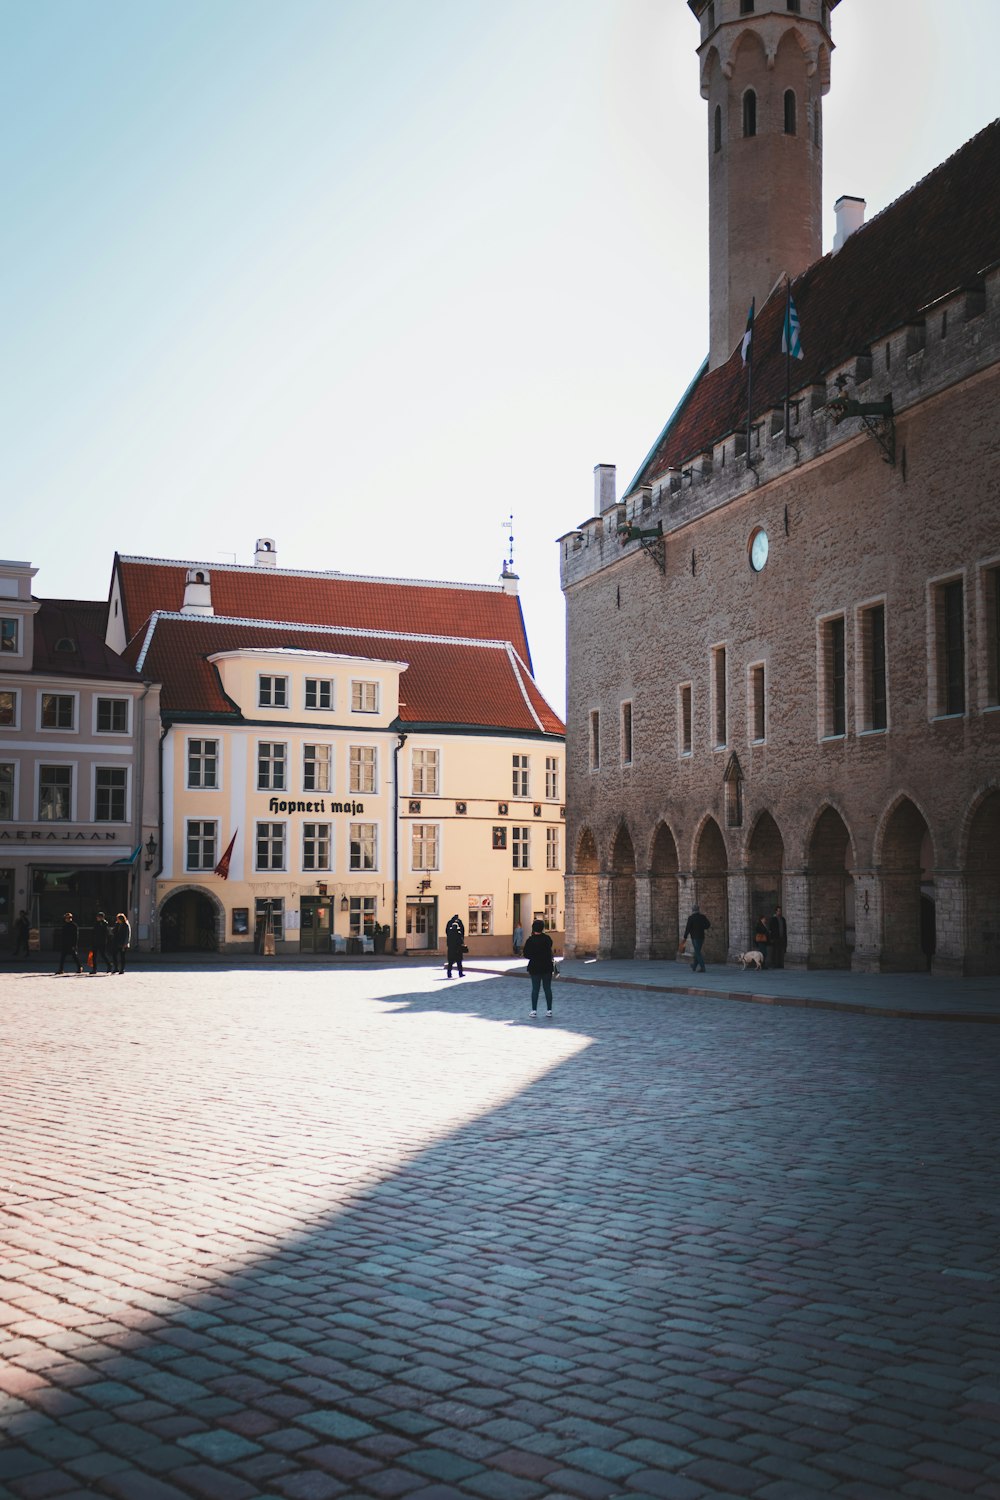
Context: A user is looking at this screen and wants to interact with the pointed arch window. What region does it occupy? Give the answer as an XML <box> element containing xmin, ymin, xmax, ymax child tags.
<box><xmin>714</xmin><ymin>104</ymin><xmax>722</xmax><ymax>153</ymax></box>
<box><xmin>742</xmin><ymin>89</ymin><xmax>757</xmax><ymax>139</ymax></box>
<box><xmin>784</xmin><ymin>90</ymin><xmax>797</xmax><ymax>135</ymax></box>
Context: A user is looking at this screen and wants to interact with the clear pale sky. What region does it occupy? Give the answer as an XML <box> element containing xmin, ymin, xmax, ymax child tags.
<box><xmin>3</xmin><ymin>0</ymin><xmax>998</xmax><ymax>715</ymax></box>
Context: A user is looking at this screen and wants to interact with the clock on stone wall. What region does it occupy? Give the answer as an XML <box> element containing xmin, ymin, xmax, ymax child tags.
<box><xmin>749</xmin><ymin>527</ymin><xmax>769</xmax><ymax>572</ymax></box>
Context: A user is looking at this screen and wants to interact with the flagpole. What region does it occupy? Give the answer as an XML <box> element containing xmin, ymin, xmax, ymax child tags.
<box><xmin>746</xmin><ymin>297</ymin><xmax>755</xmax><ymax>467</ymax></box>
<box><xmin>785</xmin><ymin>280</ymin><xmax>792</xmax><ymax>445</ymax></box>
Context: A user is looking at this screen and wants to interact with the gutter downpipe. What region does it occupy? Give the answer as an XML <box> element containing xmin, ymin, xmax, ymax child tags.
<box><xmin>392</xmin><ymin>732</ymin><xmax>407</xmax><ymax>954</ymax></box>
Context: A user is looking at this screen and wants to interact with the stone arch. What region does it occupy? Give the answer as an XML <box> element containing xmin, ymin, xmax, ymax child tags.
<box><xmin>745</xmin><ymin>810</ymin><xmax>784</xmax><ymax>952</ymax></box>
<box><xmin>692</xmin><ymin>816</ymin><xmax>729</xmax><ymax>964</ymax></box>
<box><xmin>157</xmin><ymin>885</ymin><xmax>225</xmax><ymax>953</ymax></box>
<box><xmin>805</xmin><ymin>804</ymin><xmax>854</xmax><ymax>968</ymax></box>
<box><xmin>876</xmin><ymin>795</ymin><xmax>935</xmax><ymax>971</ymax></box>
<box><xmin>648</xmin><ymin>821</ymin><xmax>680</xmax><ymax>960</ymax></box>
<box><xmin>962</xmin><ymin>787</ymin><xmax>1000</xmax><ymax>975</ymax></box>
<box><xmin>609</xmin><ymin>823</ymin><xmax>637</xmax><ymax>960</ymax></box>
<box><xmin>568</xmin><ymin>826</ymin><xmax>600</xmax><ymax>958</ymax></box>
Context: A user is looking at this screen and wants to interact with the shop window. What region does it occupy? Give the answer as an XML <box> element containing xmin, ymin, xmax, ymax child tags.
<box><xmin>544</xmin><ymin>892</ymin><xmax>558</xmax><ymax>930</ymax></box>
<box><xmin>349</xmin><ymin>896</ymin><xmax>376</xmax><ymax>937</ymax></box>
<box><xmin>255</xmin><ymin>897</ymin><xmax>284</xmax><ymax>941</ymax></box>
<box><xmin>468</xmin><ymin>897</ymin><xmax>492</xmax><ymax>936</ymax></box>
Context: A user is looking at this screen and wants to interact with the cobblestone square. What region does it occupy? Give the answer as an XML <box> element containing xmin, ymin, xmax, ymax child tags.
<box><xmin>1</xmin><ymin>964</ymin><xmax>998</xmax><ymax>1499</ymax></box>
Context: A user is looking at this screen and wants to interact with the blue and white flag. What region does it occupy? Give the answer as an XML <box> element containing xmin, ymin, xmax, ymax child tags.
<box><xmin>782</xmin><ymin>289</ymin><xmax>803</xmax><ymax>360</ymax></box>
<box><xmin>741</xmin><ymin>301</ymin><xmax>754</xmax><ymax>365</ymax></box>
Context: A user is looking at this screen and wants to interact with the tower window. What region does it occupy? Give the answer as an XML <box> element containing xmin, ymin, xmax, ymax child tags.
<box><xmin>742</xmin><ymin>90</ymin><xmax>757</xmax><ymax>139</ymax></box>
<box><xmin>784</xmin><ymin>90</ymin><xmax>797</xmax><ymax>136</ymax></box>
<box><xmin>740</xmin><ymin>0</ymin><xmax>754</xmax><ymax>13</ymax></box>
<box><xmin>786</xmin><ymin>0</ymin><xmax>800</xmax><ymax>11</ymax></box>
<box><xmin>707</xmin><ymin>2</ymin><xmax>716</xmax><ymax>29</ymax></box>
<box><xmin>713</xmin><ymin>105</ymin><xmax>722</xmax><ymax>153</ymax></box>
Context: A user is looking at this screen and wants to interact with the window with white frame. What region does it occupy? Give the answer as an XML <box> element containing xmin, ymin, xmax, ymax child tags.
<box><xmin>411</xmin><ymin>823</ymin><xmax>439</xmax><ymax>871</ymax></box>
<box><xmin>349</xmin><ymin>745</ymin><xmax>376</xmax><ymax>794</ymax></box>
<box><xmin>303</xmin><ymin>822</ymin><xmax>332</xmax><ymax>871</ymax></box>
<box><xmin>546</xmin><ymin>826</ymin><xmax>560</xmax><ymax>871</ymax></box>
<box><xmin>186</xmin><ymin>820</ymin><xmax>217</xmax><ymax>871</ymax></box>
<box><xmin>255</xmin><ymin>897</ymin><xmax>284</xmax><ymax>941</ymax></box>
<box><xmin>468</xmin><ymin>897</ymin><xmax>492</xmax><ymax>936</ymax></box>
<box><xmin>621</xmin><ymin>701</ymin><xmax>633</xmax><ymax>765</ymax></box>
<box><xmin>351</xmin><ymin>680</ymin><xmax>378</xmax><ymax>713</ymax></box>
<box><xmin>544</xmin><ymin>891</ymin><xmax>557</xmax><ymax>930</ymax></box>
<box><xmin>349</xmin><ymin>896</ymin><xmax>376</xmax><ymax>937</ymax></box>
<box><xmin>0</xmin><ymin>690</ymin><xmax>17</xmax><ymax>728</ymax></box>
<box><xmin>257</xmin><ymin>741</ymin><xmax>286</xmax><ymax>791</ymax></box>
<box><xmin>412</xmin><ymin>748</ymin><xmax>439</xmax><ymax>796</ymax></box>
<box><xmin>0</xmin><ymin>618</ymin><xmax>18</xmax><ymax>653</ymax></box>
<box><xmin>512</xmin><ymin>825</ymin><xmax>530</xmax><ymax>869</ymax></box>
<box><xmin>41</xmin><ymin>694</ymin><xmax>75</xmax><ymax>730</ymax></box>
<box><xmin>187</xmin><ymin>738</ymin><xmax>219</xmax><ymax>789</ymax></box>
<box><xmin>94</xmin><ymin>767</ymin><xmax>127</xmax><ymax>822</ymax></box>
<box><xmin>38</xmin><ymin>765</ymin><xmax>72</xmax><ymax>821</ymax></box>
<box><xmin>304</xmin><ymin>677</ymin><xmax>333</xmax><ymax>711</ymax></box>
<box><xmin>0</xmin><ymin>763</ymin><xmax>14</xmax><ymax>820</ymax></box>
<box><xmin>303</xmin><ymin>743</ymin><xmax>331</xmax><ymax>793</ymax></box>
<box><xmin>96</xmin><ymin>698</ymin><xmax>129</xmax><ymax>734</ymax></box>
<box><xmin>255</xmin><ymin>821</ymin><xmax>285</xmax><ymax>871</ymax></box>
<box><xmin>350</xmin><ymin>822</ymin><xmax>377</xmax><ymax>871</ymax></box>
<box><xmin>512</xmin><ymin>754</ymin><xmax>529</xmax><ymax>798</ymax></box>
<box><xmin>258</xmin><ymin>675</ymin><xmax>288</xmax><ymax>709</ymax></box>
<box><xmin>545</xmin><ymin>755</ymin><xmax>559</xmax><ymax>800</ymax></box>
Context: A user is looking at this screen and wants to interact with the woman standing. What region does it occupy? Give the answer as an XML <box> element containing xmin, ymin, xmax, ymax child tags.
<box><xmin>112</xmin><ymin>913</ymin><xmax>132</xmax><ymax>974</ymax></box>
<box><xmin>523</xmin><ymin>919</ymin><xmax>555</xmax><ymax>1019</ymax></box>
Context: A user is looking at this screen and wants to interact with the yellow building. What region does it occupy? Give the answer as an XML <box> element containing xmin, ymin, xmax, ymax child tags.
<box><xmin>109</xmin><ymin>546</ymin><xmax>565</xmax><ymax>956</ymax></box>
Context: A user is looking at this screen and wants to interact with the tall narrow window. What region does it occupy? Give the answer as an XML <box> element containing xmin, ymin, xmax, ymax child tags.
<box><xmin>621</xmin><ymin>701</ymin><xmax>633</xmax><ymax>765</ymax></box>
<box><xmin>187</xmin><ymin>820</ymin><xmax>217</xmax><ymax>871</ymax></box>
<box><xmin>742</xmin><ymin>89</ymin><xmax>757</xmax><ymax>138</ymax></box>
<box><xmin>512</xmin><ymin>754</ymin><xmax>529</xmax><ymax>798</ymax></box>
<box><xmin>412</xmin><ymin>823</ymin><xmax>439</xmax><ymax>871</ymax></box>
<box><xmin>713</xmin><ymin>105</ymin><xmax>722</xmax><ymax>153</ymax></box>
<box><xmin>822</xmin><ymin>617</ymin><xmax>846</xmax><ymax>737</ymax></box>
<box><xmin>936</xmin><ymin>580</ymin><xmax>966</xmax><ymax>715</ymax></box>
<box><xmin>0</xmin><ymin>763</ymin><xmax>13</xmax><ymax>820</ymax></box>
<box><xmin>546</xmin><ymin>827</ymin><xmax>560</xmax><ymax>871</ymax></box>
<box><xmin>187</xmin><ymin>738</ymin><xmax>218</xmax><ymax>789</ymax></box>
<box><xmin>257</xmin><ymin>742</ymin><xmax>286</xmax><ymax>791</ymax></box>
<box><xmin>255</xmin><ymin>822</ymin><xmax>285</xmax><ymax>871</ymax></box>
<box><xmin>712</xmin><ymin>647</ymin><xmax>727</xmax><ymax>748</ymax></box>
<box><xmin>859</xmin><ymin>604</ymin><xmax>887</xmax><ymax>732</ymax></box>
<box><xmin>679</xmin><ymin>684</ymin><xmax>692</xmax><ymax>756</ymax></box>
<box><xmin>412</xmin><ymin>749</ymin><xmax>439</xmax><ymax>796</ymax></box>
<box><xmin>750</xmin><ymin>664</ymin><xmax>766</xmax><ymax>742</ymax></box>
<box><xmin>303</xmin><ymin>744</ymin><xmax>331</xmax><ymax>793</ymax></box>
<box><xmin>38</xmin><ymin>766</ymin><xmax>72</xmax><ymax>821</ymax></box>
<box><xmin>545</xmin><ymin>755</ymin><xmax>559</xmax><ymax>800</ymax></box>
<box><xmin>350</xmin><ymin>823</ymin><xmax>377</xmax><ymax>871</ymax></box>
<box><xmin>303</xmin><ymin>823</ymin><xmax>331</xmax><ymax>871</ymax></box>
<box><xmin>512</xmin><ymin>826</ymin><xmax>530</xmax><ymax>870</ymax></box>
<box><xmin>589</xmin><ymin>710</ymin><xmax>600</xmax><ymax>771</ymax></box>
<box><xmin>784</xmin><ymin>90</ymin><xmax>796</xmax><ymax>135</ymax></box>
<box><xmin>985</xmin><ymin>565</ymin><xmax>1000</xmax><ymax>707</ymax></box>
<box><xmin>349</xmin><ymin>746</ymin><xmax>377</xmax><ymax>794</ymax></box>
<box><xmin>95</xmin><ymin>767</ymin><xmax>127</xmax><ymax>822</ymax></box>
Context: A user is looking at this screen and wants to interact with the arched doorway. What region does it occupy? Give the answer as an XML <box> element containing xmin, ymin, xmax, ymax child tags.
<box><xmin>806</xmin><ymin>806</ymin><xmax>854</xmax><ymax>968</ymax></box>
<box><xmin>879</xmin><ymin>798</ymin><xmax>933</xmax><ymax>971</ymax></box>
<box><xmin>610</xmin><ymin>824</ymin><xmax>637</xmax><ymax>959</ymax></box>
<box><xmin>649</xmin><ymin>822</ymin><xmax>680</xmax><ymax>959</ymax></box>
<box><xmin>746</xmin><ymin>811</ymin><xmax>784</xmax><ymax>952</ymax></box>
<box><xmin>569</xmin><ymin>827</ymin><xmax>600</xmax><ymax>958</ymax></box>
<box><xmin>964</xmin><ymin>790</ymin><xmax>1000</xmax><ymax>974</ymax></box>
<box><xmin>693</xmin><ymin>818</ymin><xmax>728</xmax><ymax>963</ymax></box>
<box><xmin>159</xmin><ymin>889</ymin><xmax>221</xmax><ymax>952</ymax></box>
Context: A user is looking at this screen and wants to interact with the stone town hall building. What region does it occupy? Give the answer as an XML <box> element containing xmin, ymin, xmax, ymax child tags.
<box><xmin>560</xmin><ymin>0</ymin><xmax>1000</xmax><ymax>974</ymax></box>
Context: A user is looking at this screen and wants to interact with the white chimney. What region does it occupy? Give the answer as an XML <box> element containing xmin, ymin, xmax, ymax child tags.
<box><xmin>833</xmin><ymin>195</ymin><xmax>866</xmax><ymax>253</ymax></box>
<box><xmin>254</xmin><ymin>537</ymin><xmax>277</xmax><ymax>567</ymax></box>
<box><xmin>594</xmin><ymin>464</ymin><xmax>616</xmax><ymax>516</ymax></box>
<box><xmin>181</xmin><ymin>569</ymin><xmax>214</xmax><ymax>615</ymax></box>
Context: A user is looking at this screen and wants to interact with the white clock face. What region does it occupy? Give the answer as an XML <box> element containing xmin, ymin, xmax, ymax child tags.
<box><xmin>750</xmin><ymin>529</ymin><xmax>769</xmax><ymax>572</ymax></box>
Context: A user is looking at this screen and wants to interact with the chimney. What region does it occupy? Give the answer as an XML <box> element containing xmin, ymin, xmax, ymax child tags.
<box><xmin>254</xmin><ymin>537</ymin><xmax>277</xmax><ymax>567</ymax></box>
<box><xmin>181</xmin><ymin>569</ymin><xmax>214</xmax><ymax>615</ymax></box>
<box><xmin>499</xmin><ymin>563</ymin><xmax>519</xmax><ymax>596</ymax></box>
<box><xmin>833</xmin><ymin>195</ymin><xmax>866</xmax><ymax>253</ymax></box>
<box><xmin>594</xmin><ymin>464</ymin><xmax>616</xmax><ymax>516</ymax></box>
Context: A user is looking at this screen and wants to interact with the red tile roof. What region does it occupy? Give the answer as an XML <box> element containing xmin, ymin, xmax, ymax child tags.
<box><xmin>631</xmin><ymin>118</ymin><xmax>1000</xmax><ymax>491</ymax></box>
<box><xmin>115</xmin><ymin>556</ymin><xmax>534</xmax><ymax>671</ymax></box>
<box><xmin>34</xmin><ymin>600</ymin><xmax>143</xmax><ymax>683</ymax></box>
<box><xmin>127</xmin><ymin>615</ymin><xmax>564</xmax><ymax>736</ymax></box>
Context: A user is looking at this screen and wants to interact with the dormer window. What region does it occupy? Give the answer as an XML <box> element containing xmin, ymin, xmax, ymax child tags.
<box><xmin>55</xmin><ymin>637</ymin><xmax>76</xmax><ymax>653</ymax></box>
<box><xmin>0</xmin><ymin>618</ymin><xmax>17</xmax><ymax>652</ymax></box>
<box><xmin>258</xmin><ymin>674</ymin><xmax>288</xmax><ymax>709</ymax></box>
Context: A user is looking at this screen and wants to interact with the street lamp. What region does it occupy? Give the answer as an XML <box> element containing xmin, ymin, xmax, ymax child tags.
<box><xmin>144</xmin><ymin>834</ymin><xmax>158</xmax><ymax>871</ymax></box>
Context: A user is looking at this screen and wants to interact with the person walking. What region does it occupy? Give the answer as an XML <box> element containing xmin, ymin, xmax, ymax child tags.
<box><xmin>512</xmin><ymin>922</ymin><xmax>524</xmax><ymax>957</ymax></box>
<box><xmin>523</xmin><ymin>918</ymin><xmax>555</xmax><ymax>1018</ymax></box>
<box><xmin>56</xmin><ymin>912</ymin><xmax>82</xmax><ymax>974</ymax></box>
<box><xmin>754</xmin><ymin>915</ymin><xmax>771</xmax><ymax>968</ymax></box>
<box><xmin>91</xmin><ymin>912</ymin><xmax>114</xmax><ymax>975</ymax></box>
<box><xmin>11</xmin><ymin>909</ymin><xmax>30</xmax><ymax>959</ymax></box>
<box><xmin>769</xmin><ymin>905</ymin><xmax>788</xmax><ymax>969</ymax></box>
<box><xmin>444</xmin><ymin>913</ymin><xmax>465</xmax><ymax>978</ymax></box>
<box><xmin>111</xmin><ymin>913</ymin><xmax>131</xmax><ymax>974</ymax></box>
<box><xmin>682</xmin><ymin>904</ymin><xmax>711</xmax><ymax>973</ymax></box>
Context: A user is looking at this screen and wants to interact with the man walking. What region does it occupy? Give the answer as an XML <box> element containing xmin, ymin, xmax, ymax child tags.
<box><xmin>56</xmin><ymin>912</ymin><xmax>82</xmax><ymax>975</ymax></box>
<box><xmin>445</xmin><ymin>913</ymin><xmax>465</xmax><ymax>978</ymax></box>
<box><xmin>682</xmin><ymin>904</ymin><xmax>711</xmax><ymax>973</ymax></box>
<box><xmin>769</xmin><ymin>906</ymin><xmax>788</xmax><ymax>969</ymax></box>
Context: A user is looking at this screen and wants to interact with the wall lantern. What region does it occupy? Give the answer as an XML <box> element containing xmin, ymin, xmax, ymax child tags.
<box><xmin>144</xmin><ymin>834</ymin><xmax>158</xmax><ymax>871</ymax></box>
<box><xmin>340</xmin><ymin>895</ymin><xmax>350</xmax><ymax>912</ymax></box>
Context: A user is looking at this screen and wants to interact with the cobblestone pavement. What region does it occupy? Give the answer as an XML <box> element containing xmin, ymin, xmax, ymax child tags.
<box><xmin>1</xmin><ymin>965</ymin><xmax>998</xmax><ymax>1500</ymax></box>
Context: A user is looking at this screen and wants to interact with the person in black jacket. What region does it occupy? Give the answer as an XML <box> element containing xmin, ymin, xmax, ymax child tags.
<box><xmin>523</xmin><ymin>919</ymin><xmax>555</xmax><ymax>1018</ymax></box>
<box><xmin>768</xmin><ymin>906</ymin><xmax>787</xmax><ymax>969</ymax></box>
<box><xmin>91</xmin><ymin>912</ymin><xmax>114</xmax><ymax>975</ymax></box>
<box><xmin>112</xmin><ymin>913</ymin><xmax>131</xmax><ymax>974</ymax></box>
<box><xmin>445</xmin><ymin>913</ymin><xmax>465</xmax><ymax>978</ymax></box>
<box><xmin>11</xmin><ymin>910</ymin><xmax>30</xmax><ymax>959</ymax></box>
<box><xmin>56</xmin><ymin>912</ymin><xmax>82</xmax><ymax>974</ymax></box>
<box><xmin>682</xmin><ymin>904</ymin><xmax>711</xmax><ymax>973</ymax></box>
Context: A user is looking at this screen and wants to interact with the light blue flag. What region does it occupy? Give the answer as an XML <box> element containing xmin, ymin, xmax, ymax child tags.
<box><xmin>111</xmin><ymin>843</ymin><xmax>142</xmax><ymax>867</ymax></box>
<box><xmin>782</xmin><ymin>290</ymin><xmax>803</xmax><ymax>360</ymax></box>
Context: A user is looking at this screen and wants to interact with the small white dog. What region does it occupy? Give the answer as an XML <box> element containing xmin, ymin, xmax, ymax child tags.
<box><xmin>738</xmin><ymin>950</ymin><xmax>764</xmax><ymax>971</ymax></box>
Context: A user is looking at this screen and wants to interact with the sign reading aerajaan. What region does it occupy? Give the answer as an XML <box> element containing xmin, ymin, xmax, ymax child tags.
<box><xmin>267</xmin><ymin>798</ymin><xmax>367</xmax><ymax>815</ymax></box>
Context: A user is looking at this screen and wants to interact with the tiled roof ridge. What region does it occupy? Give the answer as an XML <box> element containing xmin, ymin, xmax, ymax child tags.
<box><xmin>118</xmin><ymin>555</ymin><xmax>510</xmax><ymax>595</ymax></box>
<box><xmin>138</xmin><ymin>610</ymin><xmax>519</xmax><ymax>651</ymax></box>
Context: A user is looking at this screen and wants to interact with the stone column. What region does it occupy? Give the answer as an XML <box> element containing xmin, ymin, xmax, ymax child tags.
<box><xmin>782</xmin><ymin>870</ymin><xmax>809</xmax><ymax>969</ymax></box>
<box><xmin>598</xmin><ymin>874</ymin><xmax>615</xmax><ymax>958</ymax></box>
<box><xmin>931</xmin><ymin>870</ymin><xmax>965</xmax><ymax>976</ymax></box>
<box><xmin>727</xmin><ymin>870</ymin><xmax>752</xmax><ymax>963</ymax></box>
<box><xmin>851</xmin><ymin>868</ymin><xmax>881</xmax><ymax>972</ymax></box>
<box><xmin>633</xmin><ymin>874</ymin><xmax>654</xmax><ymax>960</ymax></box>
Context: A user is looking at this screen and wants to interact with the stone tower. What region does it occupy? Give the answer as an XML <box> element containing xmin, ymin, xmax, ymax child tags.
<box><xmin>689</xmin><ymin>0</ymin><xmax>839</xmax><ymax>369</ymax></box>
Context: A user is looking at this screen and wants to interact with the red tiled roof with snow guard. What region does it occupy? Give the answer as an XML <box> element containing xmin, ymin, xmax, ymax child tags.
<box><xmin>126</xmin><ymin>614</ymin><xmax>564</xmax><ymax>736</ymax></box>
